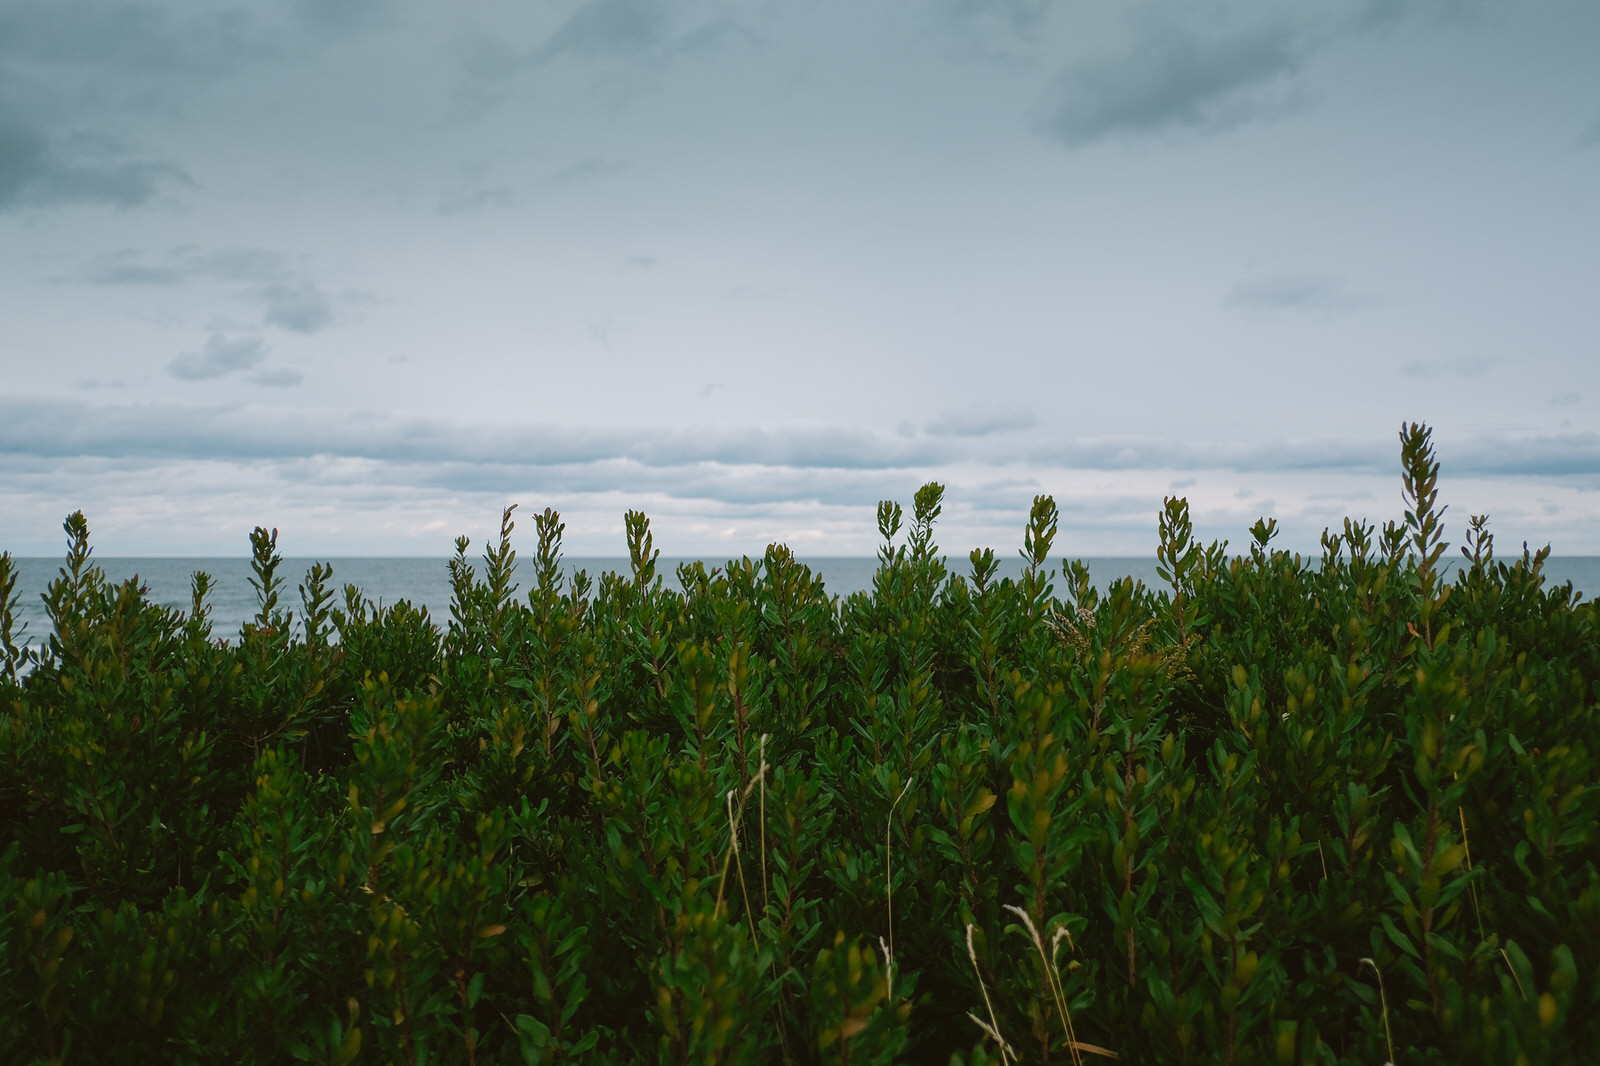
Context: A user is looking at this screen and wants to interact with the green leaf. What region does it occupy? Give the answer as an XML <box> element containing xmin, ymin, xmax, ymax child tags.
<box><xmin>1181</xmin><ymin>868</ymin><xmax>1225</xmax><ymax>935</ymax></box>
<box><xmin>516</xmin><ymin>1013</ymin><xmax>552</xmax><ymax>1053</ymax></box>
<box><xmin>1380</xmin><ymin>913</ymin><xmax>1420</xmax><ymax>959</ymax></box>
<box><xmin>333</xmin><ymin>1026</ymin><xmax>362</xmax><ymax>1066</ymax></box>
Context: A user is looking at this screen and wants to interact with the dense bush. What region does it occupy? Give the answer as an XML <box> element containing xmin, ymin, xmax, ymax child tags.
<box><xmin>2</xmin><ymin>424</ymin><xmax>1596</xmax><ymax>1065</ymax></box>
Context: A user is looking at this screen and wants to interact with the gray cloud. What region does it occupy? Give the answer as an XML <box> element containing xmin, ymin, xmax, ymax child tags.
<box><xmin>0</xmin><ymin>3</ymin><xmax>277</xmax><ymax>216</ymax></box>
<box><xmin>0</xmin><ymin>111</ymin><xmax>193</xmax><ymax>211</ymax></box>
<box><xmin>539</xmin><ymin>0</ymin><xmax>672</xmax><ymax>63</ymax></box>
<box><xmin>1224</xmin><ymin>272</ymin><xmax>1365</xmax><ymax>315</ymax></box>
<box><xmin>72</xmin><ymin>249</ymin><xmax>184</xmax><ymax>285</ymax></box>
<box><xmin>1450</xmin><ymin>433</ymin><xmax>1600</xmax><ymax>477</ymax></box>
<box><xmin>1027</xmin><ymin>436</ymin><xmax>1395</xmax><ymax>473</ymax></box>
<box><xmin>0</xmin><ymin>0</ymin><xmax>392</xmax><ymax>115</ymax></box>
<box><xmin>293</xmin><ymin>0</ymin><xmax>392</xmax><ymax>36</ymax></box>
<box><xmin>66</xmin><ymin>246</ymin><xmax>342</xmax><ymax>334</ymax></box>
<box><xmin>387</xmin><ymin>459</ymin><xmax>923</xmax><ymax>511</ymax></box>
<box><xmin>74</xmin><ymin>246</ymin><xmax>288</xmax><ymax>286</ymax></box>
<box><xmin>453</xmin><ymin>0</ymin><xmax>749</xmax><ymax>114</ymax></box>
<box><xmin>0</xmin><ymin>0</ymin><xmax>407</xmax><ymax>219</ymax></box>
<box><xmin>926</xmin><ymin>406</ymin><xmax>1037</xmax><ymax>437</ymax></box>
<box><xmin>0</xmin><ymin>396</ymin><xmax>952</xmax><ymax>470</ymax></box>
<box><xmin>6</xmin><ymin>397</ymin><xmax>1595</xmax><ymax>481</ymax></box>
<box><xmin>0</xmin><ymin>3</ymin><xmax>276</xmax><ymax>111</ymax></box>
<box><xmin>168</xmin><ymin>335</ymin><xmax>268</xmax><ymax>381</ymax></box>
<box><xmin>586</xmin><ymin>317</ymin><xmax>617</xmax><ymax>350</ymax></box>
<box><xmin>3</xmin><ymin>397</ymin><xmax>1597</xmax><ymax>558</ymax></box>
<box><xmin>1027</xmin><ymin>0</ymin><xmax>1503</xmax><ymax>149</ymax></box>
<box><xmin>252</xmin><ymin>368</ymin><xmax>304</xmax><ymax>388</ymax></box>
<box><xmin>540</xmin><ymin>157</ymin><xmax>628</xmax><ymax>189</ymax></box>
<box><xmin>73</xmin><ymin>377</ymin><xmax>126</xmax><ymax>391</ymax></box>
<box><xmin>188</xmin><ymin>247</ymin><xmax>296</xmax><ymax>282</ymax></box>
<box><xmin>260</xmin><ymin>282</ymin><xmax>335</xmax><ymax>333</ymax></box>
<box><xmin>1029</xmin><ymin>432</ymin><xmax>1600</xmax><ymax>479</ymax></box>
<box><xmin>667</xmin><ymin>16</ymin><xmax>758</xmax><ymax>60</ymax></box>
<box><xmin>438</xmin><ymin>186</ymin><xmax>519</xmax><ymax>215</ymax></box>
<box><xmin>947</xmin><ymin>0</ymin><xmax>1053</xmax><ymax>37</ymax></box>
<box><xmin>1033</xmin><ymin>19</ymin><xmax>1303</xmax><ymax>145</ymax></box>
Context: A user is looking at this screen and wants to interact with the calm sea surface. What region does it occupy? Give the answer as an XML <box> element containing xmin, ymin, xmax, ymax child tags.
<box><xmin>5</xmin><ymin>555</ymin><xmax>1598</xmax><ymax>647</ymax></box>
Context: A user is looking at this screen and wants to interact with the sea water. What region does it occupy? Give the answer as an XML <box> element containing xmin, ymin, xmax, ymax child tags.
<box><xmin>4</xmin><ymin>555</ymin><xmax>1597</xmax><ymax>648</ymax></box>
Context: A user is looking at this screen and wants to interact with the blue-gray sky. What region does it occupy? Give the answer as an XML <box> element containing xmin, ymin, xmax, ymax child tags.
<box><xmin>3</xmin><ymin>0</ymin><xmax>1598</xmax><ymax>557</ymax></box>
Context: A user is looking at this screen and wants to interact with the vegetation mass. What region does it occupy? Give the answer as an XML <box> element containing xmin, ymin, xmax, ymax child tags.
<box><xmin>2</xmin><ymin>424</ymin><xmax>1597</xmax><ymax>1065</ymax></box>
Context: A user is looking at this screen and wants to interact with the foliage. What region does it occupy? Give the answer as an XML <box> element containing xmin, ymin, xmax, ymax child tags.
<box><xmin>2</xmin><ymin>423</ymin><xmax>1598</xmax><ymax>1064</ymax></box>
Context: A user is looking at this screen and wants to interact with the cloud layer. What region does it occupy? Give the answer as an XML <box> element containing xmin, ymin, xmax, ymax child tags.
<box><xmin>2</xmin><ymin>0</ymin><xmax>1596</xmax><ymax>556</ymax></box>
<box><xmin>4</xmin><ymin>395</ymin><xmax>1597</xmax><ymax>481</ymax></box>
<box><xmin>3</xmin><ymin>393</ymin><xmax>1598</xmax><ymax>556</ymax></box>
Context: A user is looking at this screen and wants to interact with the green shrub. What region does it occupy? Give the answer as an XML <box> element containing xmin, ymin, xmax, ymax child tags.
<box><xmin>2</xmin><ymin>423</ymin><xmax>1597</xmax><ymax>1064</ymax></box>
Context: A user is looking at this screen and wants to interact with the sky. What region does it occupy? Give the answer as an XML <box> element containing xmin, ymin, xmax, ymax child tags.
<box><xmin>2</xmin><ymin>0</ymin><xmax>1598</xmax><ymax>559</ymax></box>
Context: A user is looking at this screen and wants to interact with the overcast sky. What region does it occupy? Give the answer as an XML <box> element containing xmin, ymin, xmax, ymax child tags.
<box><xmin>3</xmin><ymin>0</ymin><xmax>1598</xmax><ymax>558</ymax></box>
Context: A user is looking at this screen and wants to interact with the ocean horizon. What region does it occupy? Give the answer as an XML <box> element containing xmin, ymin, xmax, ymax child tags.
<box><xmin>6</xmin><ymin>554</ymin><xmax>1598</xmax><ymax>647</ymax></box>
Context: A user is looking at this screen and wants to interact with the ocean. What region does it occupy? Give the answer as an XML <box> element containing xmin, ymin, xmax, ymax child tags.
<box><xmin>4</xmin><ymin>555</ymin><xmax>1598</xmax><ymax>647</ymax></box>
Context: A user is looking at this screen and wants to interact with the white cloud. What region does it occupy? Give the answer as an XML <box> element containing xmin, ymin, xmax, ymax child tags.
<box><xmin>5</xmin><ymin>396</ymin><xmax>1599</xmax><ymax>482</ymax></box>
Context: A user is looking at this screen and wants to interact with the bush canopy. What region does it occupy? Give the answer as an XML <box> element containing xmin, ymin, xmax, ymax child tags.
<box><xmin>2</xmin><ymin>423</ymin><xmax>1597</xmax><ymax>1065</ymax></box>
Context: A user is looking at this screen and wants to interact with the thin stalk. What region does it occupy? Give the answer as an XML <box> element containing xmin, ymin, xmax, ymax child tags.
<box><xmin>1006</xmin><ymin>904</ymin><xmax>1084</xmax><ymax>1066</ymax></box>
<box><xmin>714</xmin><ymin>773</ymin><xmax>766</xmax><ymax>941</ymax></box>
<box><xmin>758</xmin><ymin>734</ymin><xmax>769</xmax><ymax>906</ymax></box>
<box><xmin>1359</xmin><ymin>958</ymin><xmax>1396</xmax><ymax>1065</ymax></box>
<box><xmin>1460</xmin><ymin>805</ymin><xmax>1484</xmax><ymax>942</ymax></box>
<box><xmin>965</xmin><ymin>923</ymin><xmax>1015</xmax><ymax>1066</ymax></box>
<box><xmin>714</xmin><ymin>790</ymin><xmax>736</xmax><ymax>920</ymax></box>
<box><xmin>1499</xmin><ymin>949</ymin><xmax>1527</xmax><ymax>999</ymax></box>
<box><xmin>886</xmin><ymin>777</ymin><xmax>913</xmax><ymax>960</ymax></box>
<box><xmin>730</xmin><ymin>790</ymin><xmax>757</xmax><ymax>942</ymax></box>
